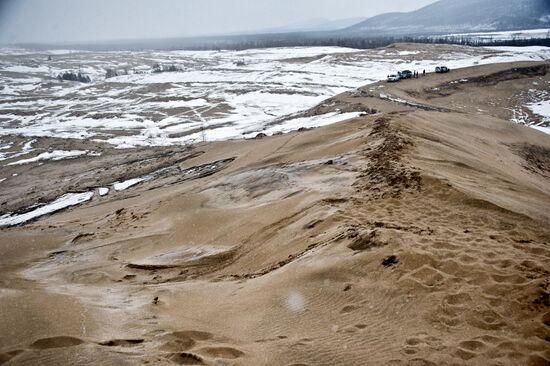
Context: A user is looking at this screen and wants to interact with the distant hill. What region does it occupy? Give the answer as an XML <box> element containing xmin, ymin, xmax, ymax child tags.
<box><xmin>345</xmin><ymin>0</ymin><xmax>550</xmax><ymax>36</ymax></box>
<box><xmin>250</xmin><ymin>17</ymin><xmax>366</xmax><ymax>34</ymax></box>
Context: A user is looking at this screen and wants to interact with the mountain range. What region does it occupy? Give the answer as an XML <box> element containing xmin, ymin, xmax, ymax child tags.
<box><xmin>343</xmin><ymin>0</ymin><xmax>550</xmax><ymax>36</ymax></box>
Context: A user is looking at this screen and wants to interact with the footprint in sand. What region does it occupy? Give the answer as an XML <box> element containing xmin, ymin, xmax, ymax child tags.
<box><xmin>399</xmin><ymin>270</ymin><xmax>446</xmax><ymax>293</ymax></box>
<box><xmin>442</xmin><ymin>292</ymin><xmax>472</xmax><ymax>306</ymax></box>
<box><xmin>465</xmin><ymin>307</ymin><xmax>507</xmax><ymax>330</ymax></box>
<box><xmin>454</xmin><ymin>348</ymin><xmax>477</xmax><ymax>361</ymax></box>
<box><xmin>158</xmin><ymin>331</ymin><xmax>211</xmax><ymax>353</ymax></box>
<box><xmin>458</xmin><ymin>340</ymin><xmax>487</xmax><ymax>352</ymax></box>
<box><xmin>166</xmin><ymin>352</ymin><xmax>204</xmax><ymax>365</ymax></box>
<box><xmin>453</xmin><ymin>339</ymin><xmax>490</xmax><ymax>361</ymax></box>
<box><xmin>157</xmin><ymin>330</ymin><xmax>246</xmax><ymax>363</ymax></box>
<box><xmin>403</xmin><ymin>333</ymin><xmax>445</xmax><ymax>355</ymax></box>
<box><xmin>98</xmin><ymin>338</ymin><xmax>144</xmax><ymax>347</ymax></box>
<box><xmin>340</xmin><ymin>304</ymin><xmax>359</xmax><ymax>314</ymax></box>
<box><xmin>31</xmin><ymin>336</ymin><xmax>84</xmax><ymax>349</ymax></box>
<box><xmin>197</xmin><ymin>346</ymin><xmax>245</xmax><ymax>359</ymax></box>
<box><xmin>160</xmin><ymin>337</ymin><xmax>196</xmax><ymax>352</ymax></box>
<box><xmin>160</xmin><ymin>330</ymin><xmax>246</xmax><ymax>364</ymax></box>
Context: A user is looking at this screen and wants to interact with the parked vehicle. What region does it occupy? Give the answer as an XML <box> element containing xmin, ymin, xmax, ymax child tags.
<box><xmin>399</xmin><ymin>70</ymin><xmax>413</xmax><ymax>79</ymax></box>
<box><xmin>387</xmin><ymin>74</ymin><xmax>401</xmax><ymax>82</ymax></box>
<box><xmin>435</xmin><ymin>66</ymin><xmax>450</xmax><ymax>73</ymax></box>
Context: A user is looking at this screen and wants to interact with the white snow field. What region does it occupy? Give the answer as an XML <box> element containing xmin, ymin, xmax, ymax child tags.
<box><xmin>1</xmin><ymin>45</ymin><xmax>550</xmax><ymax>149</ymax></box>
<box><xmin>441</xmin><ymin>28</ymin><xmax>550</xmax><ymax>43</ymax></box>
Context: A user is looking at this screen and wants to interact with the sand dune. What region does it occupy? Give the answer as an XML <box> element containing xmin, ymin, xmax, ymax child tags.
<box><xmin>0</xmin><ymin>50</ymin><xmax>549</xmax><ymax>365</ymax></box>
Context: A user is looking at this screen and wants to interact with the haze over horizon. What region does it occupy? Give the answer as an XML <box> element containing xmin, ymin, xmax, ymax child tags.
<box><xmin>0</xmin><ymin>0</ymin><xmax>438</xmax><ymax>44</ymax></box>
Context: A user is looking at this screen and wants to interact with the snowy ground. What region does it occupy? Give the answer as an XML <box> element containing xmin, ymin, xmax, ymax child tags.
<box><xmin>1</xmin><ymin>44</ymin><xmax>550</xmax><ymax>226</ymax></box>
<box><xmin>509</xmin><ymin>87</ymin><xmax>550</xmax><ymax>134</ymax></box>
<box><xmin>527</xmin><ymin>99</ymin><xmax>550</xmax><ymax>135</ymax></box>
<box><xmin>0</xmin><ymin>192</ymin><xmax>94</xmax><ymax>226</ymax></box>
<box><xmin>440</xmin><ymin>28</ymin><xmax>550</xmax><ymax>42</ymax></box>
<box><xmin>1</xmin><ymin>45</ymin><xmax>550</xmax><ymax>152</ymax></box>
<box><xmin>527</xmin><ymin>99</ymin><xmax>550</xmax><ymax>123</ymax></box>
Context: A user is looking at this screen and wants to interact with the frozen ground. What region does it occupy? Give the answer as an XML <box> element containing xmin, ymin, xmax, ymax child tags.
<box><xmin>1</xmin><ymin>43</ymin><xmax>550</xmax><ymax>226</ymax></box>
<box><xmin>527</xmin><ymin>99</ymin><xmax>550</xmax><ymax>123</ymax></box>
<box><xmin>1</xmin><ymin>44</ymin><xmax>550</xmax><ymax>153</ymax></box>
<box><xmin>6</xmin><ymin>149</ymin><xmax>96</xmax><ymax>165</ymax></box>
<box><xmin>441</xmin><ymin>28</ymin><xmax>550</xmax><ymax>43</ymax></box>
<box><xmin>527</xmin><ymin>99</ymin><xmax>550</xmax><ymax>134</ymax></box>
<box><xmin>509</xmin><ymin>88</ymin><xmax>550</xmax><ymax>134</ymax></box>
<box><xmin>0</xmin><ymin>192</ymin><xmax>94</xmax><ymax>226</ymax></box>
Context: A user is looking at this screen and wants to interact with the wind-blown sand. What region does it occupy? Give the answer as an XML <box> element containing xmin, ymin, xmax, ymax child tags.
<box><xmin>0</xmin><ymin>52</ymin><xmax>549</xmax><ymax>365</ymax></box>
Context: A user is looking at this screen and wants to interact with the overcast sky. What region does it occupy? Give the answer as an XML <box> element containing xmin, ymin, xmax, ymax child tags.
<box><xmin>0</xmin><ymin>0</ymin><xmax>437</xmax><ymax>44</ymax></box>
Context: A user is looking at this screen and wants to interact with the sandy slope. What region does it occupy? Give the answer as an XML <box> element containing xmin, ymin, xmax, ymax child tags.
<box><xmin>1</xmin><ymin>57</ymin><xmax>550</xmax><ymax>365</ymax></box>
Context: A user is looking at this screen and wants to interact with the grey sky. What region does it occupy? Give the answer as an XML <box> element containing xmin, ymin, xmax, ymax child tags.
<box><xmin>0</xmin><ymin>0</ymin><xmax>438</xmax><ymax>44</ymax></box>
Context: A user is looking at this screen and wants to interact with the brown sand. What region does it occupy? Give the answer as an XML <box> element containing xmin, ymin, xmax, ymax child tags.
<box><xmin>1</xmin><ymin>55</ymin><xmax>549</xmax><ymax>365</ymax></box>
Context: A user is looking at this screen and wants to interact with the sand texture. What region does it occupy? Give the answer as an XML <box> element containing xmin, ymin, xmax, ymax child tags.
<box><xmin>1</xmin><ymin>49</ymin><xmax>549</xmax><ymax>365</ymax></box>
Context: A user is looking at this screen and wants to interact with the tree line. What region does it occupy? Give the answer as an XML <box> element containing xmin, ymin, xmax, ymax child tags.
<box><xmin>177</xmin><ymin>35</ymin><xmax>550</xmax><ymax>51</ymax></box>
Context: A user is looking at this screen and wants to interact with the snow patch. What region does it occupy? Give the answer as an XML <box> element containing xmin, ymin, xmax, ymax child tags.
<box><xmin>0</xmin><ymin>192</ymin><xmax>94</xmax><ymax>227</ymax></box>
<box><xmin>531</xmin><ymin>125</ymin><xmax>550</xmax><ymax>135</ymax></box>
<box><xmin>7</xmin><ymin>150</ymin><xmax>94</xmax><ymax>165</ymax></box>
<box><xmin>527</xmin><ymin>100</ymin><xmax>550</xmax><ymax>123</ymax></box>
<box><xmin>246</xmin><ymin>112</ymin><xmax>362</xmax><ymax>138</ymax></box>
<box><xmin>398</xmin><ymin>51</ymin><xmax>420</xmax><ymax>56</ymax></box>
<box><xmin>113</xmin><ymin>178</ymin><xmax>146</xmax><ymax>191</ymax></box>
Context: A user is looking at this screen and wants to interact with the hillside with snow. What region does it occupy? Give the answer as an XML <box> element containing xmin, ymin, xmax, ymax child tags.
<box><xmin>346</xmin><ymin>0</ymin><xmax>550</xmax><ymax>35</ymax></box>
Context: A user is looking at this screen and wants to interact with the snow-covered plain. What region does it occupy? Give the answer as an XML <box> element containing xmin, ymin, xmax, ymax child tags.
<box><xmin>1</xmin><ymin>45</ymin><xmax>550</xmax><ymax>149</ymax></box>
<box><xmin>441</xmin><ymin>28</ymin><xmax>550</xmax><ymax>43</ymax></box>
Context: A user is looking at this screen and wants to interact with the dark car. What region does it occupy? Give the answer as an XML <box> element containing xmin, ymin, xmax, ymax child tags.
<box><xmin>435</xmin><ymin>66</ymin><xmax>450</xmax><ymax>73</ymax></box>
<box><xmin>399</xmin><ymin>70</ymin><xmax>413</xmax><ymax>79</ymax></box>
